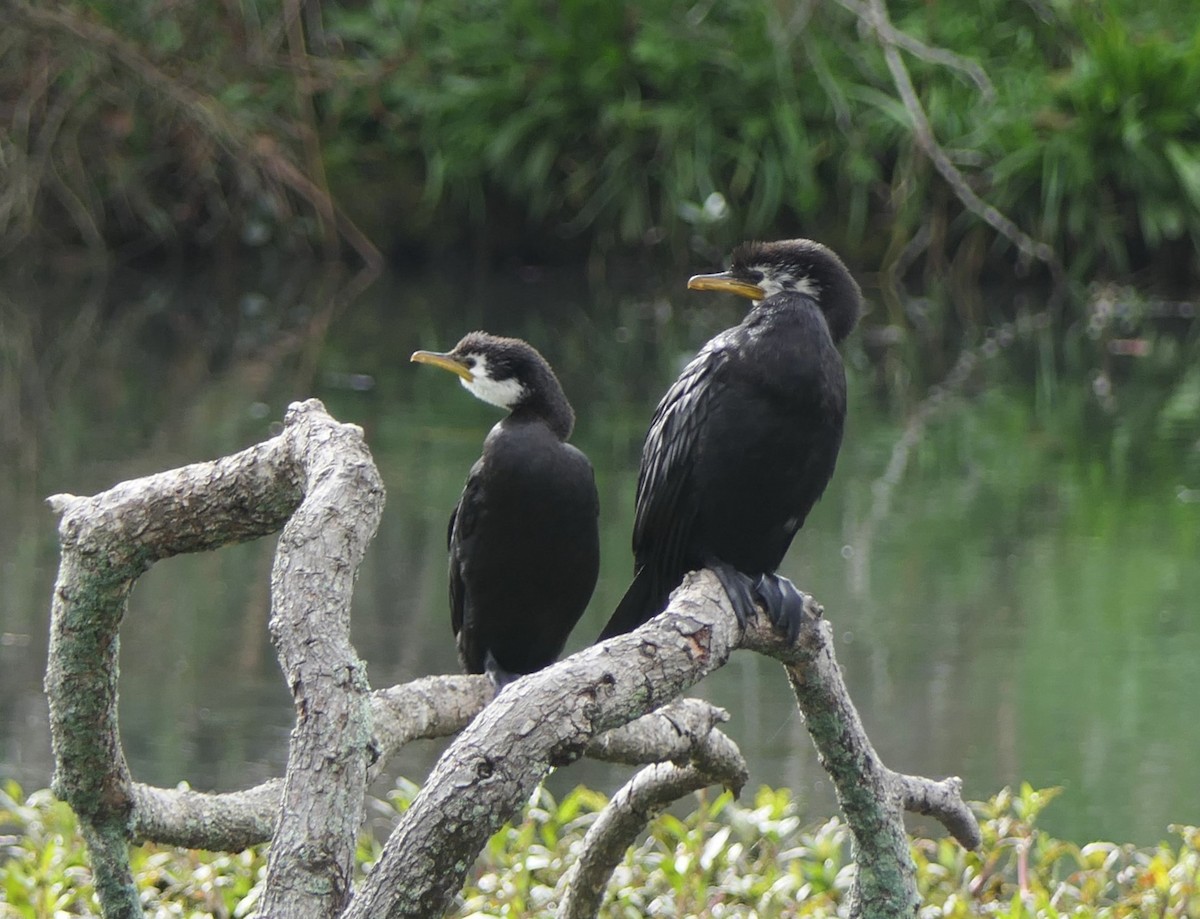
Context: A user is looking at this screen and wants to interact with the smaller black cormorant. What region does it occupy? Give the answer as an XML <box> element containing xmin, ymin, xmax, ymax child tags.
<box><xmin>412</xmin><ymin>332</ymin><xmax>600</xmax><ymax>687</ymax></box>
<box><xmin>598</xmin><ymin>238</ymin><xmax>862</xmax><ymax>642</ymax></box>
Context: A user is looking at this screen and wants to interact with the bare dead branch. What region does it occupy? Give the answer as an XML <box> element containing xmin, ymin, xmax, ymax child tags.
<box><xmin>895</xmin><ymin>773</ymin><xmax>980</xmax><ymax>849</ymax></box>
<box><xmin>584</xmin><ymin>697</ymin><xmax>731</xmax><ymax>766</ymax></box>
<box><xmin>130</xmin><ymin>781</ymin><xmax>282</xmax><ymax>852</ymax></box>
<box><xmin>45</xmin><ymin>399</ymin><xmax>977</xmax><ymax>919</ymax></box>
<box><xmin>837</xmin><ymin>0</ymin><xmax>995</xmax><ymax>100</ymax></box>
<box><xmin>850</xmin><ymin>313</ymin><xmax>1051</xmax><ymax>597</ymax></box>
<box><xmin>125</xmin><ymin>677</ymin><xmax>726</xmax><ymax>854</ymax></box>
<box><xmin>344</xmin><ymin>574</ymin><xmax>979</xmax><ymax>919</ymax></box>
<box><xmin>342</xmin><ymin>572</ymin><xmax>746</xmax><ymax>919</ymax></box>
<box><xmin>370</xmin><ymin>675</ymin><xmax>494</xmax><ymax>755</ymax></box>
<box><xmin>258</xmin><ymin>401</ymin><xmax>385</xmax><ymax>918</ymax></box>
<box><xmin>558</xmin><ymin>729</ymin><xmax>747</xmax><ymax>919</ymax></box>
<box><xmin>44</xmin><ymin>413</ymin><xmax>306</xmax><ymax>918</ymax></box>
<box><xmin>770</xmin><ymin>602</ymin><xmax>982</xmax><ymax>918</ymax></box>
<box><xmin>126</xmin><ymin>676</ymin><xmax>491</xmax><ymax>852</ymax></box>
<box><xmin>43</xmin><ymin>399</ymin><xmax>376</xmax><ymax>919</ymax></box>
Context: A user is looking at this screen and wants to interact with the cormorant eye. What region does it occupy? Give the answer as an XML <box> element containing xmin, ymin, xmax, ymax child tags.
<box><xmin>464</xmin><ymin>356</ymin><xmax>477</xmax><ymax>369</ymax></box>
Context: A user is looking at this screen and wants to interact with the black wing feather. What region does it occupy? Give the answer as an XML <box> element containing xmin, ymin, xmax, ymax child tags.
<box><xmin>447</xmin><ymin>462</ymin><xmax>485</xmax><ymax>671</ymax></box>
<box><xmin>632</xmin><ymin>340</ymin><xmax>728</xmax><ymax>574</ymax></box>
<box><xmin>599</xmin><ymin>341</ymin><xmax>729</xmax><ymax>639</ymax></box>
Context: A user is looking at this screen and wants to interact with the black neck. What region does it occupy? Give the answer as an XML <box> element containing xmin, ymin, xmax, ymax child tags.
<box><xmin>821</xmin><ymin>284</ymin><xmax>860</xmax><ymax>344</ymax></box>
<box><xmin>514</xmin><ymin>364</ymin><xmax>575</xmax><ymax>441</ymax></box>
<box><xmin>803</xmin><ymin>252</ymin><xmax>861</xmax><ymax>344</ymax></box>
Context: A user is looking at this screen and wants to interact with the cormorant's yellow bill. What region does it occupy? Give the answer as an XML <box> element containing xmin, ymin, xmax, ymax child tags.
<box><xmin>687</xmin><ymin>271</ymin><xmax>767</xmax><ymax>300</ymax></box>
<box><xmin>411</xmin><ymin>350</ymin><xmax>474</xmax><ymax>381</ymax></box>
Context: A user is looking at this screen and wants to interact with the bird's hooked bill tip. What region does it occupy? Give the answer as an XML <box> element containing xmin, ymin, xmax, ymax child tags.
<box><xmin>411</xmin><ymin>350</ymin><xmax>474</xmax><ymax>381</ymax></box>
<box><xmin>686</xmin><ymin>272</ymin><xmax>766</xmax><ymax>300</ymax></box>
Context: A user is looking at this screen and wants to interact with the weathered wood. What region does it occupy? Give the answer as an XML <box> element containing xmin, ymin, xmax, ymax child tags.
<box><xmin>345</xmin><ymin>577</ymin><xmax>980</xmax><ymax>919</ymax></box>
<box><xmin>126</xmin><ymin>676</ymin><xmax>489</xmax><ymax>850</ymax></box>
<box><xmin>342</xmin><ymin>572</ymin><xmax>744</xmax><ymax>919</ymax></box>
<box><xmin>43</xmin><ymin>399</ymin><xmax>379</xmax><ymax>919</ymax></box>
<box><xmin>120</xmin><ymin>681</ymin><xmax>732</xmax><ymax>858</ymax></box>
<box><xmin>257</xmin><ymin>400</ymin><xmax>385</xmax><ymax>919</ymax></box>
<box><xmin>45</xmin><ymin>398</ymin><xmax>979</xmax><ymax>919</ymax></box>
<box><xmin>765</xmin><ymin>601</ymin><xmax>982</xmax><ymax>919</ymax></box>
<box><xmin>44</xmin><ymin>407</ymin><xmax>307</xmax><ymax>919</ymax></box>
<box><xmin>558</xmin><ymin>729</ymin><xmax>747</xmax><ymax>919</ymax></box>
<box><xmin>584</xmin><ymin>697</ymin><xmax>732</xmax><ymax>766</ymax></box>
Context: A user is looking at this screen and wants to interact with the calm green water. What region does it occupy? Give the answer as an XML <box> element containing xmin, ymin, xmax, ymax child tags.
<box><xmin>1</xmin><ymin>262</ymin><xmax>1198</xmax><ymax>848</ymax></box>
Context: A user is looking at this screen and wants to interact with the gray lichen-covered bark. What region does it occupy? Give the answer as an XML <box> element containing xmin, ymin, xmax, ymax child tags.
<box><xmin>583</xmin><ymin>696</ymin><xmax>733</xmax><ymax>766</ymax></box>
<box><xmin>761</xmin><ymin>601</ymin><xmax>982</xmax><ymax>919</ymax></box>
<box><xmin>346</xmin><ymin>578</ymin><xmax>981</xmax><ymax>919</ymax></box>
<box><xmin>343</xmin><ymin>574</ymin><xmax>746</xmax><ymax>919</ymax></box>
<box><xmin>44</xmin><ymin>405</ymin><xmax>308</xmax><ymax>919</ymax></box>
<box><xmin>43</xmin><ymin>399</ymin><xmax>376</xmax><ymax>919</ymax></box>
<box><xmin>128</xmin><ymin>676</ymin><xmax>493</xmax><ymax>851</ymax></box>
<box><xmin>558</xmin><ymin>728</ymin><xmax>747</xmax><ymax>919</ymax></box>
<box><xmin>258</xmin><ymin>403</ymin><xmax>385</xmax><ymax>918</ymax></box>
<box><xmin>129</xmin><ymin>780</ymin><xmax>282</xmax><ymax>851</ymax></box>
<box><xmin>127</xmin><ymin>678</ymin><xmax>728</xmax><ymax>854</ymax></box>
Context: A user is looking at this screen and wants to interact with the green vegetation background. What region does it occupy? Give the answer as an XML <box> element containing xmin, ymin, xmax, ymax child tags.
<box><xmin>5</xmin><ymin>0</ymin><xmax>1200</xmax><ymax>291</ymax></box>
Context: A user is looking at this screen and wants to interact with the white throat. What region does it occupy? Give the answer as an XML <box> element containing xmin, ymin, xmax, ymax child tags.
<box><xmin>460</xmin><ymin>353</ymin><xmax>525</xmax><ymax>410</ymax></box>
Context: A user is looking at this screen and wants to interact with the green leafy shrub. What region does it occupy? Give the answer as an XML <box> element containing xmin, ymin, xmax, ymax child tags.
<box><xmin>989</xmin><ymin>10</ymin><xmax>1200</xmax><ymax>279</ymax></box>
<box><xmin>0</xmin><ymin>781</ymin><xmax>267</xmax><ymax>917</ymax></box>
<box><xmin>323</xmin><ymin>0</ymin><xmax>871</xmax><ymax>255</ymax></box>
<box><xmin>4</xmin><ymin>778</ymin><xmax>1200</xmax><ymax>917</ymax></box>
<box><xmin>7</xmin><ymin>0</ymin><xmax>1200</xmax><ymax>291</ymax></box>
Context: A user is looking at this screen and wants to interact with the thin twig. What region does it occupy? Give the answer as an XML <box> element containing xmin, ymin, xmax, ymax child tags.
<box><xmin>839</xmin><ymin>0</ymin><xmax>1063</xmax><ymax>282</ymax></box>
<box><xmin>850</xmin><ymin>312</ymin><xmax>1051</xmax><ymax>597</ymax></box>
<box><xmin>838</xmin><ymin>0</ymin><xmax>995</xmax><ymax>100</ymax></box>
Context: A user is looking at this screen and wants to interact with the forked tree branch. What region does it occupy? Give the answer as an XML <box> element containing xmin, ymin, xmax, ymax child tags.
<box><xmin>345</xmin><ymin>575</ymin><xmax>980</xmax><ymax>919</ymax></box>
<box><xmin>126</xmin><ymin>684</ymin><xmax>733</xmax><ymax>853</ymax></box>
<box><xmin>44</xmin><ymin>400</ymin><xmax>380</xmax><ymax>918</ymax></box>
<box><xmin>259</xmin><ymin>402</ymin><xmax>386</xmax><ymax>918</ymax></box>
<box><xmin>770</xmin><ymin>606</ymin><xmax>981</xmax><ymax>918</ymax></box>
<box><xmin>126</xmin><ymin>676</ymin><xmax>492</xmax><ymax>851</ymax></box>
<box><xmin>558</xmin><ymin>728</ymin><xmax>748</xmax><ymax>919</ymax></box>
<box><xmin>341</xmin><ymin>574</ymin><xmax>751</xmax><ymax>919</ymax></box>
<box><xmin>44</xmin><ymin>405</ymin><xmax>310</xmax><ymax>918</ymax></box>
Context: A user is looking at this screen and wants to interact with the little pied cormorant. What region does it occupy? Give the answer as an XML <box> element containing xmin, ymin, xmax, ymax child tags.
<box><xmin>598</xmin><ymin>238</ymin><xmax>862</xmax><ymax>641</ymax></box>
<box><xmin>412</xmin><ymin>331</ymin><xmax>600</xmax><ymax>687</ymax></box>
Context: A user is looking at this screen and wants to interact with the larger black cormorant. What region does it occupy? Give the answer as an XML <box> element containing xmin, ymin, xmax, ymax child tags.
<box><xmin>412</xmin><ymin>331</ymin><xmax>600</xmax><ymax>686</ymax></box>
<box><xmin>598</xmin><ymin>238</ymin><xmax>862</xmax><ymax>641</ymax></box>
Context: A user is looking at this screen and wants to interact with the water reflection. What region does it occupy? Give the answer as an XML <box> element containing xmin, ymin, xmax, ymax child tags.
<box><xmin>1</xmin><ymin>263</ymin><xmax>1198</xmax><ymax>848</ymax></box>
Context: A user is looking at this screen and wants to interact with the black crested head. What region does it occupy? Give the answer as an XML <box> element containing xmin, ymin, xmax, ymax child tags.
<box><xmin>411</xmin><ymin>331</ymin><xmax>575</xmax><ymax>440</ymax></box>
<box><xmin>727</xmin><ymin>239</ymin><xmax>862</xmax><ymax>343</ymax></box>
<box><xmin>688</xmin><ymin>238</ymin><xmax>862</xmax><ymax>344</ymax></box>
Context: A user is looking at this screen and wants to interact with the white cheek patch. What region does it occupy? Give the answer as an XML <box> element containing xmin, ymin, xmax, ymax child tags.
<box><xmin>757</xmin><ymin>271</ymin><xmax>818</xmax><ymax>300</ymax></box>
<box><xmin>461</xmin><ymin>353</ymin><xmax>525</xmax><ymax>409</ymax></box>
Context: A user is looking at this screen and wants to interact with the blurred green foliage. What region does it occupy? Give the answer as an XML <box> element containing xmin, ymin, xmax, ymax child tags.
<box><xmin>989</xmin><ymin>10</ymin><xmax>1200</xmax><ymax>281</ymax></box>
<box><xmin>323</xmin><ymin>0</ymin><xmax>854</xmax><ymax>254</ymax></box>
<box><xmin>4</xmin><ymin>0</ymin><xmax>1199</xmax><ymax>288</ymax></box>
<box><xmin>4</xmin><ymin>779</ymin><xmax>1199</xmax><ymax>916</ymax></box>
